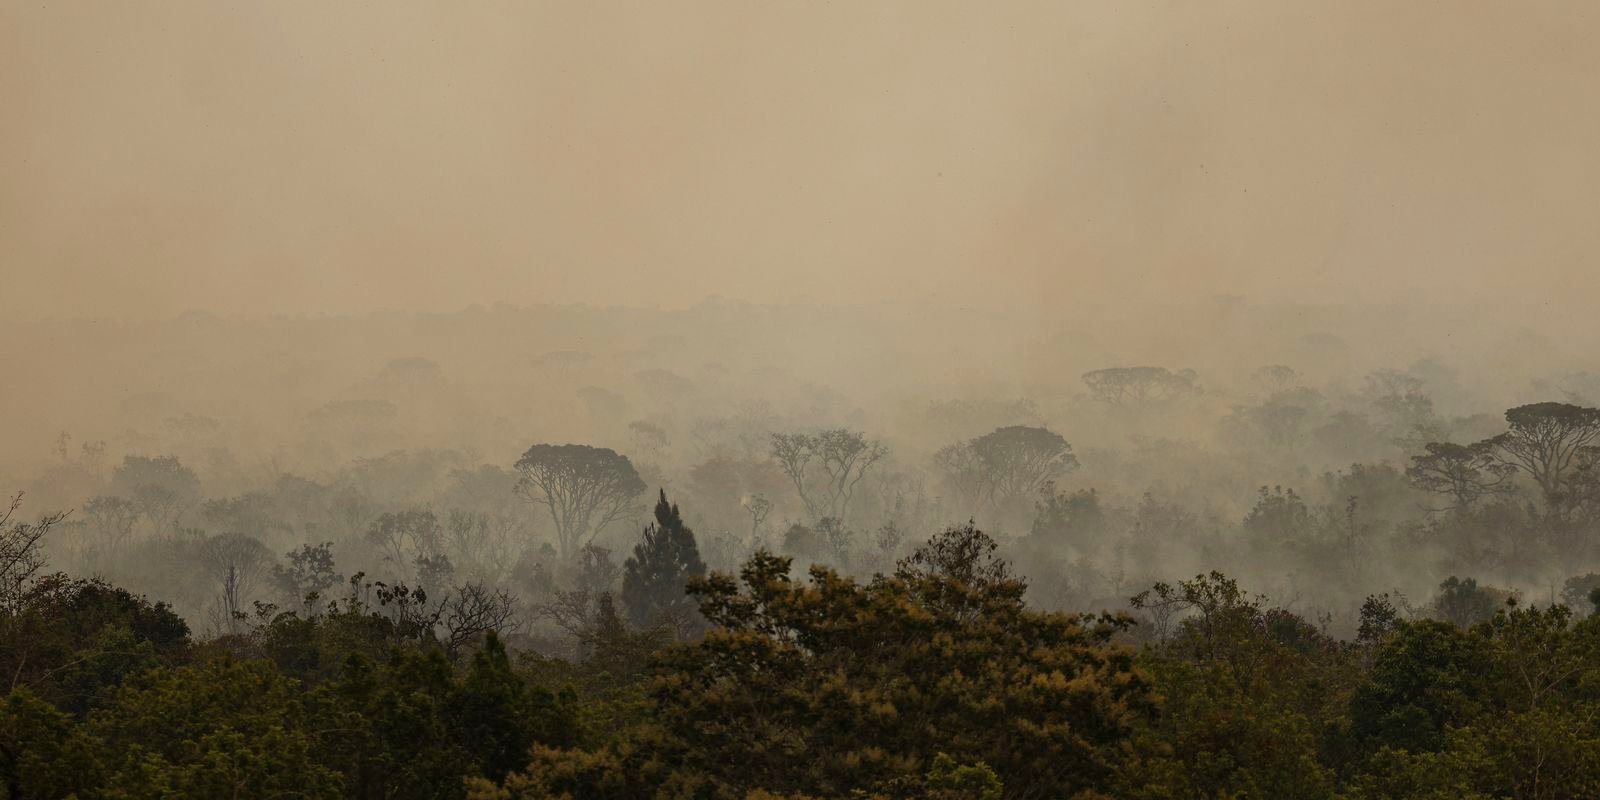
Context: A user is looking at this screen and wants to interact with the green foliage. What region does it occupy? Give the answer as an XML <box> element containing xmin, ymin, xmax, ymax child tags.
<box><xmin>19</xmin><ymin>510</ymin><xmax>1600</xmax><ymax>799</ymax></box>
<box><xmin>1429</xmin><ymin>576</ymin><xmax>1505</xmax><ymax>629</ymax></box>
<box><xmin>87</xmin><ymin>658</ymin><xmax>342</xmax><ymax>798</ymax></box>
<box><xmin>502</xmin><ymin>524</ymin><xmax>1153</xmax><ymax>799</ymax></box>
<box><xmin>1124</xmin><ymin>573</ymin><xmax>1349</xmax><ymax>799</ymax></box>
<box><xmin>0</xmin><ymin>688</ymin><xmax>102</xmax><ymax>799</ymax></box>
<box><xmin>0</xmin><ymin>574</ymin><xmax>189</xmax><ymax>714</ymax></box>
<box><xmin>923</xmin><ymin>753</ymin><xmax>1003</xmax><ymax>800</ymax></box>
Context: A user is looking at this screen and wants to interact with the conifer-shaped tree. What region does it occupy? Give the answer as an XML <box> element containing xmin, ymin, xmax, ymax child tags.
<box><xmin>621</xmin><ymin>490</ymin><xmax>707</xmax><ymax>636</ymax></box>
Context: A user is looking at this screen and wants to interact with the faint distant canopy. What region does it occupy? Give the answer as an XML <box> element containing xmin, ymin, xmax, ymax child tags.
<box><xmin>531</xmin><ymin>350</ymin><xmax>593</xmax><ymax>373</ymax></box>
<box><xmin>1081</xmin><ymin>367</ymin><xmax>1200</xmax><ymax>406</ymax></box>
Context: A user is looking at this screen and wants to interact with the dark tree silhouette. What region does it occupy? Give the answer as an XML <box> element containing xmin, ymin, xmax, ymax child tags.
<box><xmin>970</xmin><ymin>425</ymin><xmax>1078</xmax><ymax>507</ymax></box>
<box><xmin>1406</xmin><ymin>441</ymin><xmax>1511</xmax><ymax>513</ymax></box>
<box><xmin>770</xmin><ymin>429</ymin><xmax>887</xmax><ymax>522</ymax></box>
<box><xmin>621</xmin><ymin>490</ymin><xmax>706</xmax><ymax>637</ymax></box>
<box><xmin>513</xmin><ymin>444</ymin><xmax>646</xmax><ymax>559</ymax></box>
<box><xmin>1483</xmin><ymin>402</ymin><xmax>1600</xmax><ymax>515</ymax></box>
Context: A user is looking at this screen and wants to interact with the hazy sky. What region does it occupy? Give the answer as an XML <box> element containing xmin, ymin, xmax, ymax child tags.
<box><xmin>3</xmin><ymin>2</ymin><xmax>1597</xmax><ymax>321</ymax></box>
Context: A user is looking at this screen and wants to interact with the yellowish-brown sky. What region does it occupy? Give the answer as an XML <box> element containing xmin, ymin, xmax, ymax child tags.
<box><xmin>3</xmin><ymin>2</ymin><xmax>1597</xmax><ymax>321</ymax></box>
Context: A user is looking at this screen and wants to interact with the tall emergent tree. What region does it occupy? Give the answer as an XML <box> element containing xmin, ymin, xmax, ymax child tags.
<box><xmin>513</xmin><ymin>444</ymin><xmax>646</xmax><ymax>559</ymax></box>
<box><xmin>1483</xmin><ymin>402</ymin><xmax>1600</xmax><ymax>515</ymax></box>
<box><xmin>620</xmin><ymin>490</ymin><xmax>706</xmax><ymax>636</ymax></box>
<box><xmin>1406</xmin><ymin>441</ymin><xmax>1511</xmax><ymax>513</ymax></box>
<box><xmin>935</xmin><ymin>425</ymin><xmax>1077</xmax><ymax>510</ymax></box>
<box><xmin>769</xmin><ymin>429</ymin><xmax>887</xmax><ymax>522</ymax></box>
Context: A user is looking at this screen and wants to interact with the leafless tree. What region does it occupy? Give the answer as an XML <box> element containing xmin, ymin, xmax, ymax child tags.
<box><xmin>1406</xmin><ymin>441</ymin><xmax>1512</xmax><ymax>514</ymax></box>
<box><xmin>443</xmin><ymin>581</ymin><xmax>521</xmax><ymax>657</ymax></box>
<box><xmin>742</xmin><ymin>492</ymin><xmax>772</xmax><ymax>543</ymax></box>
<box><xmin>770</xmin><ymin>429</ymin><xmax>887</xmax><ymax>522</ymax></box>
<box><xmin>199</xmin><ymin>533</ymin><xmax>272</xmax><ymax>634</ymax></box>
<box><xmin>82</xmin><ymin>495</ymin><xmax>140</xmax><ymax>565</ymax></box>
<box><xmin>365</xmin><ymin>508</ymin><xmax>448</xmax><ymax>585</ymax></box>
<box><xmin>445</xmin><ymin>508</ymin><xmax>517</xmax><ymax>584</ymax></box>
<box><xmin>0</xmin><ymin>493</ymin><xmax>69</xmax><ymax>608</ymax></box>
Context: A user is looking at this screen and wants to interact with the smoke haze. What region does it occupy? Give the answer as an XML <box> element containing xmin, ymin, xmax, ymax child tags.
<box><xmin>5</xmin><ymin>2</ymin><xmax>1597</xmax><ymax>324</ymax></box>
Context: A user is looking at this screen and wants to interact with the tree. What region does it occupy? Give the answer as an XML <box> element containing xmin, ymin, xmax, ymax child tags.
<box><xmin>1027</xmin><ymin>483</ymin><xmax>1106</xmax><ymax>554</ymax></box>
<box><xmin>451</xmin><ymin>633</ymin><xmax>576</xmax><ymax>783</ymax></box>
<box><xmin>1082</xmin><ymin>366</ymin><xmax>1200</xmax><ymax>406</ymax></box>
<box><xmin>1349</xmin><ymin>618</ymin><xmax>1494</xmax><ymax>754</ymax></box>
<box><xmin>1406</xmin><ymin>441</ymin><xmax>1511</xmax><ymax>514</ymax></box>
<box><xmin>932</xmin><ymin>439</ymin><xmax>988</xmax><ymax>512</ymax></box>
<box><xmin>111</xmin><ymin>455</ymin><xmax>201</xmax><ymax>536</ymax></box>
<box><xmin>495</xmin><ymin>526</ymin><xmax>1153</xmax><ymax>798</ymax></box>
<box><xmin>513</xmin><ymin>444</ymin><xmax>646</xmax><ymax>560</ymax></box>
<box><xmin>1482</xmin><ymin>402</ymin><xmax>1600</xmax><ymax>516</ymax></box>
<box><xmin>81</xmin><ymin>495</ymin><xmax>140</xmax><ymax>566</ymax></box>
<box><xmin>1124</xmin><ymin>573</ymin><xmax>1342</xmax><ymax>798</ymax></box>
<box><xmin>443</xmin><ymin>583</ymin><xmax>521</xmax><ymax>658</ymax></box>
<box><xmin>1430</xmin><ymin>576</ymin><xmax>1505</xmax><ymax>629</ymax></box>
<box><xmin>198</xmin><ymin>533</ymin><xmax>273</xmax><ymax>634</ymax></box>
<box><xmin>438</xmin><ymin>465</ymin><xmax>532</xmax><ymax>582</ymax></box>
<box><xmin>1242</xmin><ymin>486</ymin><xmax>1312</xmax><ymax>545</ymax></box>
<box><xmin>0</xmin><ymin>688</ymin><xmax>104</xmax><ymax>798</ymax></box>
<box><xmin>1560</xmin><ymin>573</ymin><xmax>1600</xmax><ymax>615</ymax></box>
<box><xmin>0</xmin><ymin>493</ymin><xmax>68</xmax><ymax>607</ymax></box>
<box><xmin>0</xmin><ymin>574</ymin><xmax>189</xmax><ymax>715</ymax></box>
<box><xmin>273</xmin><ymin>542</ymin><xmax>342</xmax><ymax>612</ymax></box>
<box><xmin>620</xmin><ymin>491</ymin><xmax>706</xmax><ymax>637</ymax></box>
<box><xmin>941</xmin><ymin>425</ymin><xmax>1078</xmax><ymax>509</ymax></box>
<box><xmin>534</xmin><ymin>543</ymin><xmax>622</xmax><ymax>655</ymax></box>
<box><xmin>743</xmin><ymin>492</ymin><xmax>773</xmax><ymax>543</ymax></box>
<box><xmin>200</xmin><ymin>492</ymin><xmax>281</xmax><ymax>540</ymax></box>
<box><xmin>769</xmin><ymin>429</ymin><xmax>887</xmax><ymax>522</ymax></box>
<box><xmin>1244</xmin><ymin>395</ymin><xmax>1313</xmax><ymax>450</ymax></box>
<box><xmin>1365</xmin><ymin>368</ymin><xmax>1437</xmax><ymax>434</ymax></box>
<box><xmin>364</xmin><ymin>508</ymin><xmax>448</xmax><ymax>585</ymax></box>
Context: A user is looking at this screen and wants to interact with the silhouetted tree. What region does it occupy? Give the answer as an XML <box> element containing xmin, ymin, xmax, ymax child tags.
<box><xmin>1483</xmin><ymin>402</ymin><xmax>1600</xmax><ymax>516</ymax></box>
<box><xmin>620</xmin><ymin>490</ymin><xmax>706</xmax><ymax>637</ymax></box>
<box><xmin>1430</xmin><ymin>576</ymin><xmax>1503</xmax><ymax>628</ymax></box>
<box><xmin>1407</xmin><ymin>440</ymin><xmax>1511</xmax><ymax>513</ymax></box>
<box><xmin>972</xmin><ymin>425</ymin><xmax>1078</xmax><ymax>507</ymax></box>
<box><xmin>197</xmin><ymin>533</ymin><xmax>272</xmax><ymax>633</ymax></box>
<box><xmin>513</xmin><ymin>444</ymin><xmax>646</xmax><ymax>559</ymax></box>
<box><xmin>272</xmin><ymin>541</ymin><xmax>342</xmax><ymax>612</ymax></box>
<box><xmin>769</xmin><ymin>429</ymin><xmax>887</xmax><ymax>522</ymax></box>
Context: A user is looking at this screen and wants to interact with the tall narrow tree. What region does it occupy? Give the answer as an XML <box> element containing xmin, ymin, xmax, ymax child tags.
<box><xmin>621</xmin><ymin>490</ymin><xmax>706</xmax><ymax>637</ymax></box>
